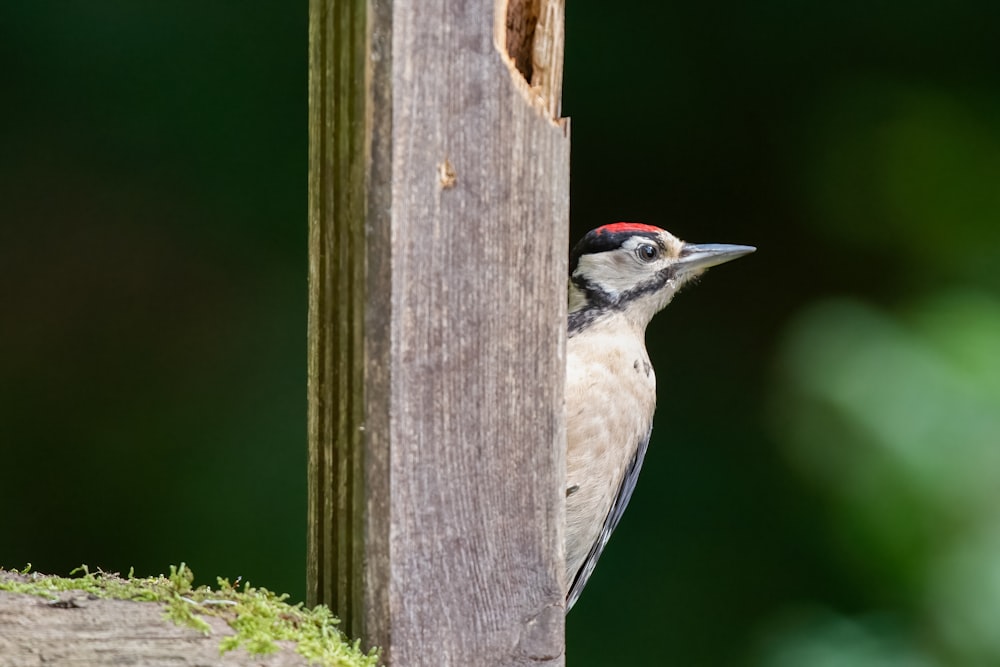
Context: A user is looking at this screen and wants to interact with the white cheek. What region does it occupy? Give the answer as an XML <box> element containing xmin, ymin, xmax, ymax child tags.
<box><xmin>576</xmin><ymin>253</ymin><xmax>651</xmax><ymax>296</ymax></box>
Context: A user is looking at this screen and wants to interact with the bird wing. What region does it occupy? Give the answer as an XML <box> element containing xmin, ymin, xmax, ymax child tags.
<box><xmin>566</xmin><ymin>423</ymin><xmax>654</xmax><ymax>610</ymax></box>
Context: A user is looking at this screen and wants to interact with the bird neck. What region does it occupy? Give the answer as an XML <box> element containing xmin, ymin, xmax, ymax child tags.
<box><xmin>568</xmin><ymin>282</ymin><xmax>665</xmax><ymax>339</ymax></box>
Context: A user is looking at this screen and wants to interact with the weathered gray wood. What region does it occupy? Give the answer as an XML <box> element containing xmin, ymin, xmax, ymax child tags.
<box><xmin>0</xmin><ymin>591</ymin><xmax>309</xmax><ymax>667</ymax></box>
<box><xmin>308</xmin><ymin>0</ymin><xmax>570</xmax><ymax>664</ymax></box>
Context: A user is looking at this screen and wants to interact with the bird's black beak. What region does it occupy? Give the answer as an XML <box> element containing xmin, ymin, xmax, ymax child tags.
<box><xmin>677</xmin><ymin>243</ymin><xmax>756</xmax><ymax>274</ymax></box>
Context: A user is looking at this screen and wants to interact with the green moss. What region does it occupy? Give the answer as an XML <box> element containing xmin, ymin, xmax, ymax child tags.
<box><xmin>0</xmin><ymin>563</ymin><xmax>379</xmax><ymax>667</ymax></box>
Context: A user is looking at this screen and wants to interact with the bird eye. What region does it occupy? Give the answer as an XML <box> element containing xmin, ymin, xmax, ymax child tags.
<box><xmin>636</xmin><ymin>244</ymin><xmax>659</xmax><ymax>262</ymax></box>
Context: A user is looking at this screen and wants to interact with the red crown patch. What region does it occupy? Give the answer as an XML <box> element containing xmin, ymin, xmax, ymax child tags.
<box><xmin>594</xmin><ymin>222</ymin><xmax>663</xmax><ymax>236</ymax></box>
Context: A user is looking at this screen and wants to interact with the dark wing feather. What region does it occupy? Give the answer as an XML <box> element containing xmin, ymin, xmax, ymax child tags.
<box><xmin>566</xmin><ymin>424</ymin><xmax>654</xmax><ymax>610</ymax></box>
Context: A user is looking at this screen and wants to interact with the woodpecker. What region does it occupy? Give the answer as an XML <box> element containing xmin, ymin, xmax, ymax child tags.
<box><xmin>565</xmin><ymin>223</ymin><xmax>754</xmax><ymax>611</ymax></box>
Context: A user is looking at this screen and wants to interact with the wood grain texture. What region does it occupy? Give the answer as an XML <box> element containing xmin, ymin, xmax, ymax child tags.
<box><xmin>0</xmin><ymin>591</ymin><xmax>310</xmax><ymax>666</ymax></box>
<box><xmin>307</xmin><ymin>0</ymin><xmax>368</xmax><ymax>638</ymax></box>
<box><xmin>308</xmin><ymin>0</ymin><xmax>569</xmax><ymax>664</ymax></box>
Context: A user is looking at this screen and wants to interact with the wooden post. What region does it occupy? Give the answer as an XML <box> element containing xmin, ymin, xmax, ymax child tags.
<box><xmin>308</xmin><ymin>0</ymin><xmax>569</xmax><ymax>664</ymax></box>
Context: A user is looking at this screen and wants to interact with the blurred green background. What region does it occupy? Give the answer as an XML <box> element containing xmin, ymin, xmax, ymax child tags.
<box><xmin>3</xmin><ymin>2</ymin><xmax>999</xmax><ymax>665</ymax></box>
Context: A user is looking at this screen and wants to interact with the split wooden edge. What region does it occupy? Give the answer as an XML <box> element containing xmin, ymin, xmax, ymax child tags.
<box><xmin>494</xmin><ymin>0</ymin><xmax>568</xmax><ymax>128</ymax></box>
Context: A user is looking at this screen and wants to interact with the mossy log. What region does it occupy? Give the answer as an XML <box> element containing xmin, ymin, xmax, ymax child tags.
<box><xmin>0</xmin><ymin>567</ymin><xmax>377</xmax><ymax>667</ymax></box>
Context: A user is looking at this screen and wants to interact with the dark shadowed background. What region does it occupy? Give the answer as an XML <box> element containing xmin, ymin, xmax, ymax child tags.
<box><xmin>4</xmin><ymin>2</ymin><xmax>1000</xmax><ymax>665</ymax></box>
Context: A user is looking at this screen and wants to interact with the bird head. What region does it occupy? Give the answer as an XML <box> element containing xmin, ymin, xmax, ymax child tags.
<box><xmin>568</xmin><ymin>223</ymin><xmax>755</xmax><ymax>333</ymax></box>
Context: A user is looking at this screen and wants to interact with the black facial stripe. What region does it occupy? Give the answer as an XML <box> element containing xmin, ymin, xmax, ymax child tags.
<box><xmin>572</xmin><ymin>264</ymin><xmax>678</xmax><ymax>306</ymax></box>
<box><xmin>567</xmin><ymin>265</ymin><xmax>679</xmax><ymax>337</ymax></box>
<box><xmin>570</xmin><ymin>274</ymin><xmax>615</xmax><ymax>308</ymax></box>
<box><xmin>568</xmin><ymin>306</ymin><xmax>607</xmax><ymax>337</ymax></box>
<box><xmin>619</xmin><ymin>265</ymin><xmax>678</xmax><ymax>301</ymax></box>
<box><xmin>568</xmin><ymin>275</ymin><xmax>617</xmax><ymax>336</ymax></box>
